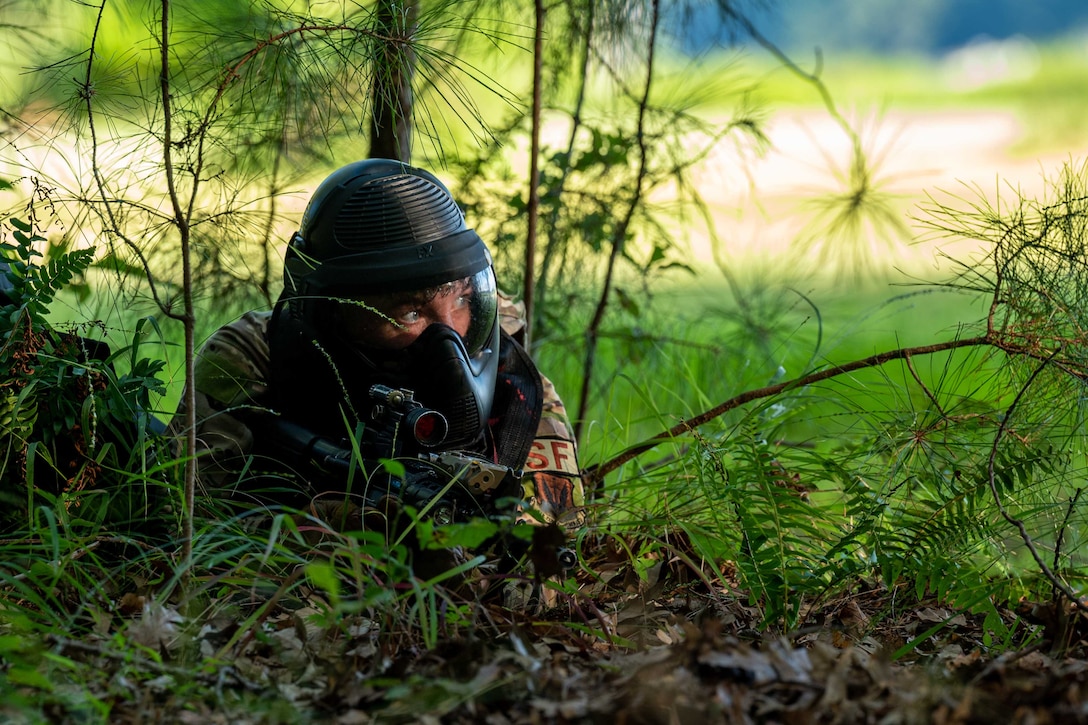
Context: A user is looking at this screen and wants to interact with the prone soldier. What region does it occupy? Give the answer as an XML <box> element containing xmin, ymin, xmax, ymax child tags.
<box><xmin>168</xmin><ymin>159</ymin><xmax>585</xmax><ymax>538</ymax></box>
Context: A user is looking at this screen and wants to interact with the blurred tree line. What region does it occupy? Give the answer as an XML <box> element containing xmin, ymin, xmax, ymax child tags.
<box><xmin>681</xmin><ymin>0</ymin><xmax>1088</xmax><ymax>55</ymax></box>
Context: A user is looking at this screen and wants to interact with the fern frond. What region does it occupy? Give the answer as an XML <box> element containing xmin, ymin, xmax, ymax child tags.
<box><xmin>0</xmin><ymin>388</ymin><xmax>39</xmax><ymax>441</ymax></box>
<box><xmin>2</xmin><ymin>219</ymin><xmax>96</xmax><ymax>327</ymax></box>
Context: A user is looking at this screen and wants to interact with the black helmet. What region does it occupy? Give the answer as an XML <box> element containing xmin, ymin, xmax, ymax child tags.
<box><xmin>282</xmin><ymin>159</ymin><xmax>492</xmax><ymax>297</ymax></box>
<box><xmin>270</xmin><ymin>159</ymin><xmax>500</xmax><ymax>453</ymax></box>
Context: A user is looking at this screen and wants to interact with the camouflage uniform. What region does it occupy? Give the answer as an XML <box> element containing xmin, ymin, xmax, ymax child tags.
<box><xmin>169</xmin><ymin>292</ymin><xmax>584</xmax><ymax>526</ymax></box>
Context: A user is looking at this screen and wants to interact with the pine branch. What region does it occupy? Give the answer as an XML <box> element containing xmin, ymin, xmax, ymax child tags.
<box><xmin>985</xmin><ymin>347</ymin><xmax>1088</xmax><ymax>616</ymax></box>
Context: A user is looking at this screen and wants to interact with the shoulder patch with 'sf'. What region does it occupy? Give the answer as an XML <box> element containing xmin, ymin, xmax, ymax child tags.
<box><xmin>524</xmin><ymin>437</ymin><xmax>580</xmax><ymax>476</ymax></box>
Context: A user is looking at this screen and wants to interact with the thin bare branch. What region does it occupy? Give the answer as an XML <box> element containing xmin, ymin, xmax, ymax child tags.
<box><xmin>157</xmin><ymin>0</ymin><xmax>198</xmax><ymax>578</ymax></box>
<box><xmin>585</xmin><ymin>334</ymin><xmax>992</xmax><ymax>487</ymax></box>
<box><xmin>575</xmin><ymin>0</ymin><xmax>659</xmax><ymax>446</ymax></box>
<box><xmin>521</xmin><ymin>0</ymin><xmax>545</xmax><ymax>351</ymax></box>
<box><xmin>83</xmin><ymin>0</ymin><xmax>177</xmax><ymax>318</ymax></box>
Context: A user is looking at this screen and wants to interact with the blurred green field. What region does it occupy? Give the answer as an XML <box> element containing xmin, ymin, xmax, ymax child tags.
<box><xmin>542</xmin><ymin>44</ymin><xmax>1088</xmax><ymax>466</ymax></box>
<box><xmin>560</xmin><ymin>73</ymin><xmax>1084</xmax><ymax>469</ymax></box>
<box><xmin>534</xmin><ymin>271</ymin><xmax>997</xmax><ymax>469</ymax></box>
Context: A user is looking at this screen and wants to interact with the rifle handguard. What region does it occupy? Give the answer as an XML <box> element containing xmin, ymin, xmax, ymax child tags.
<box><xmin>420</xmin><ymin>451</ymin><xmax>512</xmax><ymax>495</ymax></box>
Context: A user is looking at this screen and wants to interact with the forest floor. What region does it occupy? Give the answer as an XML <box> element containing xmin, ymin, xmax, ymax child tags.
<box><xmin>42</xmin><ymin>530</ymin><xmax>1088</xmax><ymax>725</ymax></box>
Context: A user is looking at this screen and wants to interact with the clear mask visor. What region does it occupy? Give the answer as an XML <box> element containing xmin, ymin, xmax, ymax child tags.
<box><xmin>336</xmin><ymin>267</ymin><xmax>498</xmax><ymax>357</ymax></box>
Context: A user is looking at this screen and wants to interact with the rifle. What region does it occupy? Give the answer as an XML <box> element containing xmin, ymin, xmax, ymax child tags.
<box><xmin>259</xmin><ymin>385</ymin><xmax>578</xmax><ymax>571</ymax></box>
<box><xmin>262</xmin><ymin>384</ymin><xmax>520</xmax><ymax>525</ymax></box>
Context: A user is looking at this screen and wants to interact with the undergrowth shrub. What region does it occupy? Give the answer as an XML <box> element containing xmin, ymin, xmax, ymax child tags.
<box><xmin>591</xmin><ymin>158</ymin><xmax>1088</xmax><ymax>634</ymax></box>
<box><xmin>0</xmin><ymin>214</ymin><xmax>176</xmax><ymax>533</ymax></box>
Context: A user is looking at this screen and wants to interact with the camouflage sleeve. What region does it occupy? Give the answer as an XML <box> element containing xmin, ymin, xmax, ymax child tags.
<box><xmin>498</xmin><ymin>292</ymin><xmax>586</xmax><ymax>528</ymax></box>
<box><xmin>166</xmin><ymin>310</ymin><xmax>273</xmax><ymax>490</ymax></box>
<box><xmin>520</xmin><ymin>373</ymin><xmax>586</xmax><ymax>527</ymax></box>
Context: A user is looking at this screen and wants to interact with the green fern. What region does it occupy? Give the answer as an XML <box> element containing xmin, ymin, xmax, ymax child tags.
<box><xmin>686</xmin><ymin>412</ymin><xmax>836</xmax><ymax>629</ymax></box>
<box><xmin>672</xmin><ymin>376</ymin><xmax>1082</xmax><ymax>632</ymax></box>
<box><xmin>1</xmin><ymin>218</ymin><xmax>94</xmax><ymax>326</ymax></box>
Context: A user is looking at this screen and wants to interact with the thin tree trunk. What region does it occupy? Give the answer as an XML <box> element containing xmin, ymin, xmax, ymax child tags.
<box><xmin>158</xmin><ymin>0</ymin><xmax>198</xmax><ymax>580</ymax></box>
<box><xmin>522</xmin><ymin>0</ymin><xmax>546</xmax><ymax>351</ymax></box>
<box><xmin>536</xmin><ymin>2</ymin><xmax>594</xmax><ymax>328</ymax></box>
<box><xmin>369</xmin><ymin>0</ymin><xmax>416</xmax><ymax>162</ymax></box>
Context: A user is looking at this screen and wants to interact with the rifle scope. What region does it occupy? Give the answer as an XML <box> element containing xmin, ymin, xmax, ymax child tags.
<box><xmin>369</xmin><ymin>384</ymin><xmax>449</xmax><ymax>448</ymax></box>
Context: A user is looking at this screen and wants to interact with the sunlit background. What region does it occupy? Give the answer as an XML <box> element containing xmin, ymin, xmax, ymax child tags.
<box><xmin>682</xmin><ymin>0</ymin><xmax>1088</xmax><ymax>273</ymax></box>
